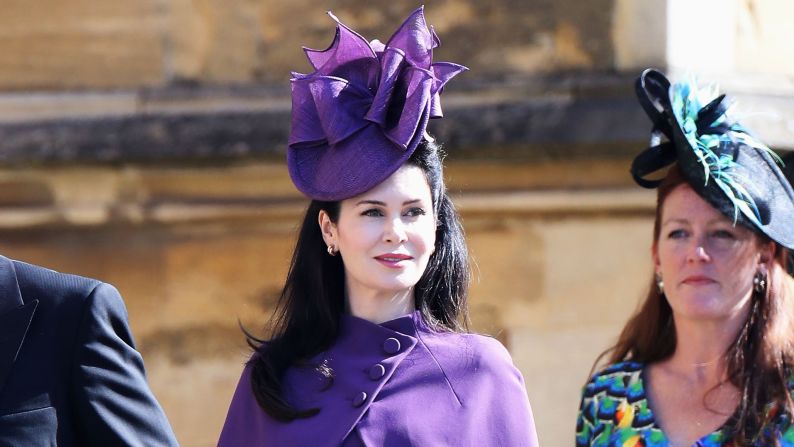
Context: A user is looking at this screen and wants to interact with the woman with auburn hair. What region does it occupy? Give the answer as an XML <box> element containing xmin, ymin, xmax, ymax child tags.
<box><xmin>218</xmin><ymin>7</ymin><xmax>538</xmax><ymax>446</ymax></box>
<box><xmin>576</xmin><ymin>69</ymin><xmax>794</xmax><ymax>446</ymax></box>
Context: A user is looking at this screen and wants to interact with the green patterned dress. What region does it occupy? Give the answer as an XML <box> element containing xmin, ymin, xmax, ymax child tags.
<box><xmin>576</xmin><ymin>361</ymin><xmax>794</xmax><ymax>446</ymax></box>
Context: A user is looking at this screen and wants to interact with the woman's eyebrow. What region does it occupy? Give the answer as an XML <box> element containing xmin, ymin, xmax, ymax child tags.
<box><xmin>355</xmin><ymin>199</ymin><xmax>424</xmax><ymax>206</ymax></box>
<box><xmin>355</xmin><ymin>199</ymin><xmax>386</xmax><ymax>206</ymax></box>
<box><xmin>661</xmin><ymin>217</ymin><xmax>689</xmax><ymax>226</ymax></box>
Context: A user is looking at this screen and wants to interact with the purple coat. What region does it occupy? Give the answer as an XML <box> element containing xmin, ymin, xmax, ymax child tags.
<box><xmin>218</xmin><ymin>311</ymin><xmax>539</xmax><ymax>446</ymax></box>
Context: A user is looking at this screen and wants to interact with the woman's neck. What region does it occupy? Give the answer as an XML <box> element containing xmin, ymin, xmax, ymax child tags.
<box><xmin>646</xmin><ymin>313</ymin><xmax>749</xmax><ymax>446</ymax></box>
<box><xmin>666</xmin><ymin>312</ymin><xmax>748</xmax><ymax>382</ymax></box>
<box><xmin>346</xmin><ymin>286</ymin><xmax>415</xmax><ymax>324</ymax></box>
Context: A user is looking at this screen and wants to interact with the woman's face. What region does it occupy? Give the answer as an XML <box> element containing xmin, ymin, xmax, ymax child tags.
<box><xmin>653</xmin><ymin>184</ymin><xmax>773</xmax><ymax>321</ymax></box>
<box><xmin>320</xmin><ymin>164</ymin><xmax>436</xmax><ymax>298</ymax></box>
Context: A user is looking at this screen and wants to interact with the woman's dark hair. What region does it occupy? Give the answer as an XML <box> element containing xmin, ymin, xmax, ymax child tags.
<box><xmin>595</xmin><ymin>164</ymin><xmax>794</xmax><ymax>442</ymax></box>
<box><xmin>247</xmin><ymin>139</ymin><xmax>470</xmax><ymax>421</ymax></box>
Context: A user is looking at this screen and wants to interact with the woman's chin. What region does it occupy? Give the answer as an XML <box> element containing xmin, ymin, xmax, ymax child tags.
<box><xmin>670</xmin><ymin>294</ymin><xmax>736</xmax><ymax>320</ymax></box>
<box><xmin>373</xmin><ymin>281</ymin><xmax>419</xmax><ymax>295</ymax></box>
<box><xmin>363</xmin><ymin>271</ymin><xmax>421</xmax><ymax>293</ymax></box>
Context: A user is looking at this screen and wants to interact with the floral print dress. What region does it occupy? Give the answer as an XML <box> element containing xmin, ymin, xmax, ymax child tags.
<box><xmin>576</xmin><ymin>361</ymin><xmax>794</xmax><ymax>446</ymax></box>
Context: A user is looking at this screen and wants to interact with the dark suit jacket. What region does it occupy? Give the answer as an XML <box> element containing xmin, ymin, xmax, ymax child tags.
<box><xmin>0</xmin><ymin>256</ymin><xmax>179</xmax><ymax>446</ymax></box>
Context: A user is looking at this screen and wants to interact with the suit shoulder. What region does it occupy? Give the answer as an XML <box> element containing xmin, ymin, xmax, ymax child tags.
<box><xmin>12</xmin><ymin>259</ymin><xmax>111</xmax><ymax>312</ymax></box>
<box><xmin>13</xmin><ymin>259</ymin><xmax>102</xmax><ymax>293</ymax></box>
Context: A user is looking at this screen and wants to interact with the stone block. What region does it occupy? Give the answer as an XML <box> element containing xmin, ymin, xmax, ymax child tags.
<box><xmin>0</xmin><ymin>0</ymin><xmax>166</xmax><ymax>89</ymax></box>
<box><xmin>168</xmin><ymin>0</ymin><xmax>263</xmax><ymax>82</ymax></box>
<box><xmin>735</xmin><ymin>0</ymin><xmax>794</xmax><ymax>75</ymax></box>
<box><xmin>512</xmin><ymin>326</ymin><xmax>622</xmax><ymax>447</ymax></box>
<box><xmin>146</xmin><ymin>354</ymin><xmax>245</xmax><ymax>447</ymax></box>
<box><xmin>138</xmin><ymin>164</ymin><xmax>298</xmax><ymax>201</ymax></box>
<box><xmin>252</xmin><ymin>0</ymin><xmax>615</xmax><ymax>83</ymax></box>
<box><xmin>612</xmin><ymin>0</ymin><xmax>667</xmax><ymax>70</ymax></box>
<box><xmin>160</xmin><ymin>224</ymin><xmax>294</xmax><ymax>331</ymax></box>
<box><xmin>0</xmin><ymin>176</ymin><xmax>53</xmax><ymax>206</ymax></box>
<box><xmin>539</xmin><ymin>217</ymin><xmax>653</xmax><ymax>326</ymax></box>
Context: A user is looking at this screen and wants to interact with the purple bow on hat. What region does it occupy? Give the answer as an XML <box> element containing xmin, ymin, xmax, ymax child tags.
<box><xmin>287</xmin><ymin>6</ymin><xmax>467</xmax><ymax>201</ymax></box>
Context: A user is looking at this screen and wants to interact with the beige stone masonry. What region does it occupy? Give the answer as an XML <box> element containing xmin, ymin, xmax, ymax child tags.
<box><xmin>0</xmin><ymin>0</ymin><xmax>166</xmax><ymax>89</ymax></box>
<box><xmin>0</xmin><ymin>159</ymin><xmax>643</xmax><ymax>228</ymax></box>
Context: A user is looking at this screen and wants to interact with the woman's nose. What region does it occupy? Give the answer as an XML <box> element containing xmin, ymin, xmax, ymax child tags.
<box><xmin>686</xmin><ymin>237</ymin><xmax>711</xmax><ymax>263</ymax></box>
<box><xmin>383</xmin><ymin>218</ymin><xmax>408</xmax><ymax>243</ymax></box>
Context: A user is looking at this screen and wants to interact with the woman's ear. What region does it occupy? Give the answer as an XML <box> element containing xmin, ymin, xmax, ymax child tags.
<box><xmin>318</xmin><ymin>210</ymin><xmax>337</xmax><ymax>247</ymax></box>
<box><xmin>651</xmin><ymin>241</ymin><xmax>661</xmax><ymax>275</ymax></box>
<box><xmin>758</xmin><ymin>240</ymin><xmax>776</xmax><ymax>271</ymax></box>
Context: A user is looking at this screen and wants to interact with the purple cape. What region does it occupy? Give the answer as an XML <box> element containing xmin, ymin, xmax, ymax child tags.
<box><xmin>218</xmin><ymin>311</ymin><xmax>539</xmax><ymax>446</ymax></box>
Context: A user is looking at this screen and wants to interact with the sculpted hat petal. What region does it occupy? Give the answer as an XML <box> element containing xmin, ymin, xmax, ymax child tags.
<box><xmin>631</xmin><ymin>69</ymin><xmax>794</xmax><ymax>249</ymax></box>
<box><xmin>287</xmin><ymin>6</ymin><xmax>467</xmax><ymax>201</ymax></box>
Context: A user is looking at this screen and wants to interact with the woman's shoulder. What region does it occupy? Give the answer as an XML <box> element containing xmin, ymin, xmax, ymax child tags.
<box><xmin>580</xmin><ymin>360</ymin><xmax>646</xmax><ymax>403</ymax></box>
<box><xmin>417</xmin><ymin>328</ymin><xmax>523</xmax><ymax>386</ymax></box>
<box><xmin>586</xmin><ymin>360</ymin><xmax>645</xmax><ymax>382</ymax></box>
<box><xmin>417</xmin><ymin>329</ymin><xmax>531</xmax><ymax>410</ymax></box>
<box><xmin>421</xmin><ymin>329</ymin><xmax>513</xmax><ymax>365</ymax></box>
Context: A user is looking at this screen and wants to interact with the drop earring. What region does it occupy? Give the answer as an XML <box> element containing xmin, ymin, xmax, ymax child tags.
<box><xmin>655</xmin><ymin>273</ymin><xmax>665</xmax><ymax>295</ymax></box>
<box><xmin>753</xmin><ymin>271</ymin><xmax>767</xmax><ymax>293</ymax></box>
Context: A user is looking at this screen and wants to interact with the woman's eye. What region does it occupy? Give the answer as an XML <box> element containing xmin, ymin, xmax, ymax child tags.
<box><xmin>667</xmin><ymin>229</ymin><xmax>688</xmax><ymax>239</ymax></box>
<box><xmin>361</xmin><ymin>208</ymin><xmax>384</xmax><ymax>217</ymax></box>
<box><xmin>711</xmin><ymin>229</ymin><xmax>735</xmax><ymax>240</ymax></box>
<box><xmin>404</xmin><ymin>207</ymin><xmax>426</xmax><ymax>217</ymax></box>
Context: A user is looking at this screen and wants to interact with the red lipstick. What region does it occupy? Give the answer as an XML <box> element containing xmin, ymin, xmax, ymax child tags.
<box><xmin>374</xmin><ymin>253</ymin><xmax>413</xmax><ymax>269</ymax></box>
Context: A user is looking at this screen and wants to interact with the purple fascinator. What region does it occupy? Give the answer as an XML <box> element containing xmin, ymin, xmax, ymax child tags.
<box><xmin>287</xmin><ymin>6</ymin><xmax>467</xmax><ymax>201</ymax></box>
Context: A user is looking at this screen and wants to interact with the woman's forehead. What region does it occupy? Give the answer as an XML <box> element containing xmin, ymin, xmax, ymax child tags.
<box><xmin>346</xmin><ymin>165</ymin><xmax>431</xmax><ymax>204</ymax></box>
<box><xmin>662</xmin><ymin>184</ymin><xmax>729</xmax><ymax>224</ymax></box>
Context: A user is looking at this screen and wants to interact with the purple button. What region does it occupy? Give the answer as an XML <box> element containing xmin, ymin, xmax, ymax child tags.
<box><xmin>383</xmin><ymin>337</ymin><xmax>401</xmax><ymax>354</ymax></box>
<box><xmin>352</xmin><ymin>391</ymin><xmax>367</xmax><ymax>408</ymax></box>
<box><xmin>369</xmin><ymin>363</ymin><xmax>386</xmax><ymax>380</ymax></box>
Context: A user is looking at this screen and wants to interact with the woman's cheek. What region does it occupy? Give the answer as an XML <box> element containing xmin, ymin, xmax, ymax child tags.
<box><xmin>417</xmin><ymin>221</ymin><xmax>437</xmax><ymax>252</ymax></box>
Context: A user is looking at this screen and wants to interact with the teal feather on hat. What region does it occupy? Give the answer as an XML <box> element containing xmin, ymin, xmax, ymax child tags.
<box><xmin>669</xmin><ymin>77</ymin><xmax>784</xmax><ymax>227</ymax></box>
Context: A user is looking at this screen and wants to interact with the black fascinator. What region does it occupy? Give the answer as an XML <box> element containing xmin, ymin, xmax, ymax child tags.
<box><xmin>631</xmin><ymin>69</ymin><xmax>794</xmax><ymax>250</ymax></box>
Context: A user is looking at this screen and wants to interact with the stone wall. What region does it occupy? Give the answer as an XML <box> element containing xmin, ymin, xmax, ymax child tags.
<box><xmin>3</xmin><ymin>0</ymin><xmax>794</xmax><ymax>91</ymax></box>
<box><xmin>0</xmin><ymin>0</ymin><xmax>616</xmax><ymax>91</ymax></box>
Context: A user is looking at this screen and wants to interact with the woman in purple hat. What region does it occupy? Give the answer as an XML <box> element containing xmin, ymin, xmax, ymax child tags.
<box><xmin>218</xmin><ymin>7</ymin><xmax>538</xmax><ymax>446</ymax></box>
<box><xmin>576</xmin><ymin>70</ymin><xmax>794</xmax><ymax>446</ymax></box>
